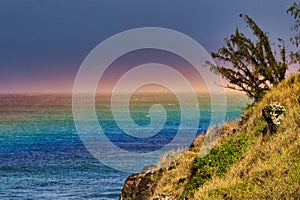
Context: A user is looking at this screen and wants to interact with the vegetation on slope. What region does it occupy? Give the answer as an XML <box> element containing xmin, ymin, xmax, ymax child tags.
<box><xmin>149</xmin><ymin>73</ymin><xmax>300</xmax><ymax>200</ymax></box>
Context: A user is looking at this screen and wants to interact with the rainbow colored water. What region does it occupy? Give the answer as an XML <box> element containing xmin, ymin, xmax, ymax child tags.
<box><xmin>0</xmin><ymin>93</ymin><xmax>249</xmax><ymax>199</ymax></box>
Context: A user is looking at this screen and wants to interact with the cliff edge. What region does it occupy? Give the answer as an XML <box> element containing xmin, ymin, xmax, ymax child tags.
<box><xmin>120</xmin><ymin>74</ymin><xmax>300</xmax><ymax>200</ymax></box>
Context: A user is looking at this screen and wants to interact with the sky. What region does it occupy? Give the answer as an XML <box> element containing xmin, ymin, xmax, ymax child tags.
<box><xmin>0</xmin><ymin>0</ymin><xmax>298</xmax><ymax>93</ymax></box>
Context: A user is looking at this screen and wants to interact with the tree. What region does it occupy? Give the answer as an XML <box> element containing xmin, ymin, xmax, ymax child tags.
<box><xmin>287</xmin><ymin>2</ymin><xmax>300</xmax><ymax>63</ymax></box>
<box><xmin>209</xmin><ymin>15</ymin><xmax>288</xmax><ymax>101</ymax></box>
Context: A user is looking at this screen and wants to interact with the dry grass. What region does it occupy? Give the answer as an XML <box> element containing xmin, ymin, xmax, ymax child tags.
<box><xmin>149</xmin><ymin>74</ymin><xmax>300</xmax><ymax>200</ymax></box>
<box><xmin>193</xmin><ymin>74</ymin><xmax>300</xmax><ymax>199</ymax></box>
<box><xmin>155</xmin><ymin>147</ymin><xmax>187</xmax><ymax>170</ymax></box>
<box><xmin>150</xmin><ymin>134</ymin><xmax>206</xmax><ymax>199</ymax></box>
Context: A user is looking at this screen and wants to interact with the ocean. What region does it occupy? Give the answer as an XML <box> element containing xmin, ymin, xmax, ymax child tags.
<box><xmin>0</xmin><ymin>94</ymin><xmax>249</xmax><ymax>199</ymax></box>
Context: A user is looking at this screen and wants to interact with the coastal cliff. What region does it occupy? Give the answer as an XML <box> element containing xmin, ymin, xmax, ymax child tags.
<box><xmin>120</xmin><ymin>74</ymin><xmax>300</xmax><ymax>200</ymax></box>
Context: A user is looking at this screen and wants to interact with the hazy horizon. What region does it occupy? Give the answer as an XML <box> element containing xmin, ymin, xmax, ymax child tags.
<box><xmin>0</xmin><ymin>0</ymin><xmax>298</xmax><ymax>93</ymax></box>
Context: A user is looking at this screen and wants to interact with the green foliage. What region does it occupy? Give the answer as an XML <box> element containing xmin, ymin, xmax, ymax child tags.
<box><xmin>287</xmin><ymin>1</ymin><xmax>300</xmax><ymax>63</ymax></box>
<box><xmin>181</xmin><ymin>132</ymin><xmax>254</xmax><ymax>199</ymax></box>
<box><xmin>210</xmin><ymin>15</ymin><xmax>288</xmax><ymax>101</ymax></box>
<box><xmin>253</xmin><ymin>119</ymin><xmax>265</xmax><ymax>136</ymax></box>
<box><xmin>203</xmin><ymin>144</ymin><xmax>300</xmax><ymax>199</ymax></box>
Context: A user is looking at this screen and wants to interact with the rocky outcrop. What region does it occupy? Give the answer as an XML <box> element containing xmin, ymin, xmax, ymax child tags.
<box><xmin>262</xmin><ymin>102</ymin><xmax>285</xmax><ymax>135</ymax></box>
<box><xmin>120</xmin><ymin>134</ymin><xmax>206</xmax><ymax>200</ymax></box>
<box><xmin>120</xmin><ymin>171</ymin><xmax>160</xmax><ymax>200</ymax></box>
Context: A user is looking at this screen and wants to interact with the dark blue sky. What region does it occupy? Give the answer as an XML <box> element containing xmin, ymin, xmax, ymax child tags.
<box><xmin>0</xmin><ymin>0</ymin><xmax>296</xmax><ymax>93</ymax></box>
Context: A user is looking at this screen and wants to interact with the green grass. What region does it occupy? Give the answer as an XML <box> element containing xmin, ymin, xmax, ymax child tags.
<box><xmin>181</xmin><ymin>74</ymin><xmax>300</xmax><ymax>199</ymax></box>
<box><xmin>181</xmin><ymin>131</ymin><xmax>255</xmax><ymax>199</ymax></box>
<box><xmin>191</xmin><ymin>73</ymin><xmax>300</xmax><ymax>199</ymax></box>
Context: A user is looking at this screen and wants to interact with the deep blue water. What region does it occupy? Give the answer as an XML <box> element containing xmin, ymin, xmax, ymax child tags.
<box><xmin>0</xmin><ymin>94</ymin><xmax>249</xmax><ymax>199</ymax></box>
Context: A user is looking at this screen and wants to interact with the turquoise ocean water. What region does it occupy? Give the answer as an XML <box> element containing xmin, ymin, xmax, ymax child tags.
<box><xmin>0</xmin><ymin>94</ymin><xmax>249</xmax><ymax>199</ymax></box>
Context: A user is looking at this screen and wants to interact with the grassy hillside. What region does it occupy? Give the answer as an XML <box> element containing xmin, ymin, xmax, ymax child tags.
<box><xmin>121</xmin><ymin>74</ymin><xmax>300</xmax><ymax>200</ymax></box>
<box><xmin>155</xmin><ymin>74</ymin><xmax>300</xmax><ymax>199</ymax></box>
<box><xmin>191</xmin><ymin>73</ymin><xmax>300</xmax><ymax>200</ymax></box>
